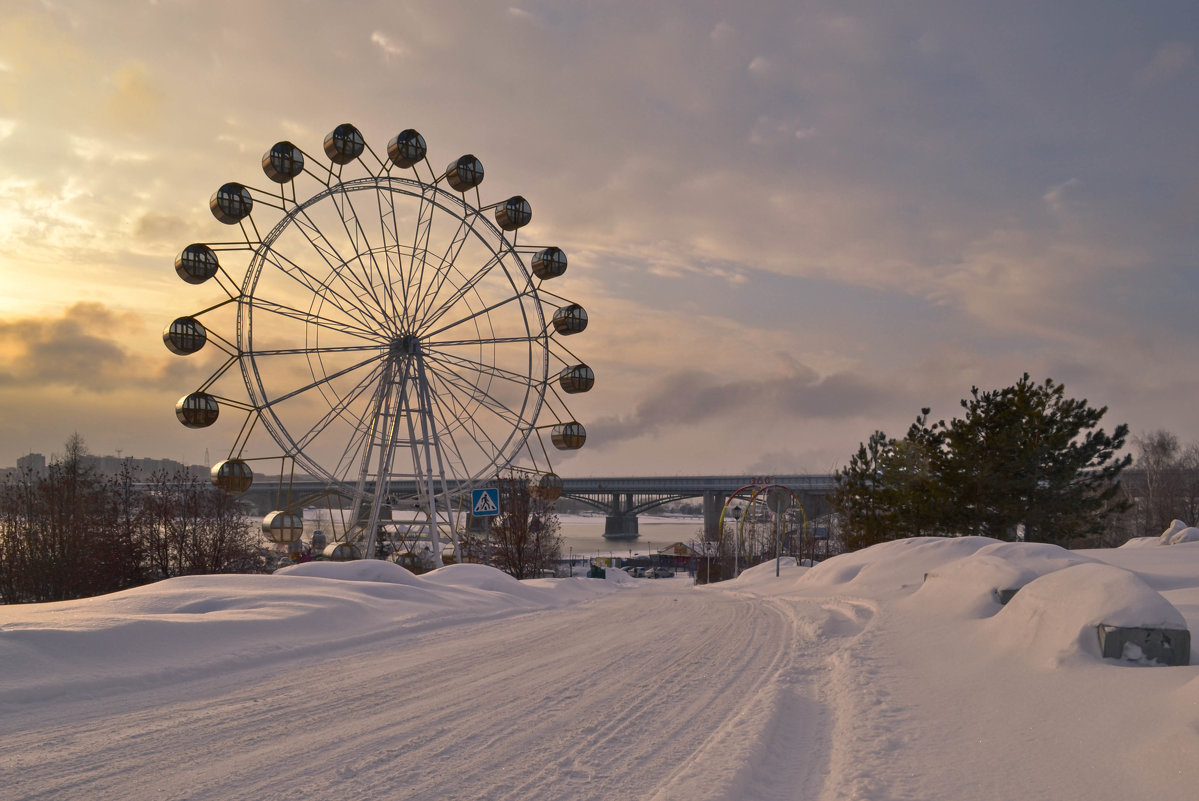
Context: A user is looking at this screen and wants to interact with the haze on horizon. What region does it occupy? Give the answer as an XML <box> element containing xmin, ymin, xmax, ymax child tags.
<box><xmin>1</xmin><ymin>0</ymin><xmax>1197</xmax><ymax>476</ymax></box>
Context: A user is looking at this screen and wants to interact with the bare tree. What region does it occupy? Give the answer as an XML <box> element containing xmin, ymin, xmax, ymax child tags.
<box><xmin>1128</xmin><ymin>431</ymin><xmax>1199</xmax><ymax>538</ymax></box>
<box><xmin>0</xmin><ymin>438</ymin><xmax>267</xmax><ymax>604</ymax></box>
<box><xmin>488</xmin><ymin>473</ymin><xmax>563</xmax><ymax>580</ymax></box>
<box><xmin>143</xmin><ymin>467</ymin><xmax>267</xmax><ymax>578</ymax></box>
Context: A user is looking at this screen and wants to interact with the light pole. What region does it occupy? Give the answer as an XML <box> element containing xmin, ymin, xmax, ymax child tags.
<box><xmin>732</xmin><ymin>504</ymin><xmax>743</xmax><ymax>577</ymax></box>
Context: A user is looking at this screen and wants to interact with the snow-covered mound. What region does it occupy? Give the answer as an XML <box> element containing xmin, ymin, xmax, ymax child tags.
<box><xmin>1170</xmin><ymin>527</ymin><xmax>1199</xmax><ymax>544</ymax></box>
<box><xmin>1154</xmin><ymin>519</ymin><xmax>1199</xmax><ymax>545</ymax></box>
<box><xmin>729</xmin><ymin>556</ymin><xmax>802</xmax><ymax>583</ymax></box>
<box><xmin>914</xmin><ymin>541</ymin><xmax>1096</xmax><ymax>618</ymax></box>
<box><xmin>1161</xmin><ymin>519</ymin><xmax>1189</xmax><ymax>542</ymax></box>
<box><xmin>0</xmin><ymin>562</ymin><xmax>621</xmax><ymax>705</ymax></box>
<box><xmin>985</xmin><ymin>562</ymin><xmax>1189</xmax><ymax>668</ymax></box>
<box><xmin>277</xmin><ymin>558</ymin><xmax>424</xmax><ymax>585</ymax></box>
<box><xmin>1119</xmin><ymin>536</ymin><xmax>1167</xmax><ymax>548</ymax></box>
<box><xmin>797</xmin><ymin>536</ymin><xmax>997</xmax><ymax>597</ymax></box>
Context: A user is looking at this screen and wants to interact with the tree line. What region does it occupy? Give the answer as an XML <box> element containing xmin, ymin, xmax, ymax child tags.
<box><xmin>1117</xmin><ymin>430</ymin><xmax>1199</xmax><ymax>541</ymax></box>
<box><xmin>0</xmin><ymin>436</ymin><xmax>267</xmax><ymax>604</ymax></box>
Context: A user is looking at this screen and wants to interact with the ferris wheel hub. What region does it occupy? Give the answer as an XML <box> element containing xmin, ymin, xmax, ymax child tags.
<box><xmin>391</xmin><ymin>335</ymin><xmax>422</xmax><ymax>356</ymax></box>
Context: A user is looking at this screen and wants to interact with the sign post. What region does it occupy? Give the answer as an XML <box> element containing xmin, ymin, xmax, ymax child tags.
<box><xmin>471</xmin><ymin>488</ymin><xmax>500</xmax><ymax>566</ymax></box>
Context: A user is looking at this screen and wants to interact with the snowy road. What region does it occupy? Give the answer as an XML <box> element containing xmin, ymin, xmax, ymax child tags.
<box><xmin>7</xmin><ymin>540</ymin><xmax>1199</xmax><ymax>801</ymax></box>
<box><xmin>2</xmin><ymin>578</ymin><xmax>862</xmax><ymax>801</ymax></box>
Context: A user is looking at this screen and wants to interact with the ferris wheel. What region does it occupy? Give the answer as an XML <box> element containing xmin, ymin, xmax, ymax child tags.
<box><xmin>163</xmin><ymin>123</ymin><xmax>593</xmax><ymax>563</ymax></box>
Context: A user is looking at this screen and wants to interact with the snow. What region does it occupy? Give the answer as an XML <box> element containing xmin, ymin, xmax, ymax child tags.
<box><xmin>4</xmin><ymin>534</ymin><xmax>1199</xmax><ymax>800</ymax></box>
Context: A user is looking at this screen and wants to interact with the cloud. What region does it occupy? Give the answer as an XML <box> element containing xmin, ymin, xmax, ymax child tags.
<box><xmin>748</xmin><ymin>115</ymin><xmax>816</xmax><ymax>145</ymax></box>
<box><xmin>0</xmin><ymin>302</ymin><xmax>190</xmax><ymax>393</ymax></box>
<box><xmin>585</xmin><ymin>365</ymin><xmax>891</xmax><ymax>449</ymax></box>
<box><xmin>0</xmin><ymin>303</ymin><xmax>137</xmax><ymax>392</ymax></box>
<box><xmin>370</xmin><ymin>31</ymin><xmax>407</xmax><ymax>61</ymax></box>
<box><xmin>132</xmin><ymin>211</ymin><xmax>188</xmax><ymax>245</ymax></box>
<box><xmin>1043</xmin><ymin>178</ymin><xmax>1081</xmax><ymax>215</ymax></box>
<box><xmin>710</xmin><ymin>21</ymin><xmax>734</xmax><ymax>45</ymax></box>
<box><xmin>104</xmin><ymin>62</ymin><xmax>164</xmax><ymax>131</ymax></box>
<box><xmin>507</xmin><ymin>7</ymin><xmax>538</xmax><ymax>24</ymax></box>
<box><xmin>1136</xmin><ymin>41</ymin><xmax>1194</xmax><ymax>85</ymax></box>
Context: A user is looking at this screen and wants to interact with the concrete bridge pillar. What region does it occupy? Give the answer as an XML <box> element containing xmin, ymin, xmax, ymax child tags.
<box><xmin>702</xmin><ymin>490</ymin><xmax>727</xmax><ymax>540</ymax></box>
<box><xmin>605</xmin><ymin>492</ymin><xmax>639</xmax><ymax>538</ymax></box>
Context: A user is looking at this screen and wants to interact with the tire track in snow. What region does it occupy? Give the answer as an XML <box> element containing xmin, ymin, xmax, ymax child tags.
<box><xmin>1</xmin><ymin>583</ymin><xmax>876</xmax><ymax>801</ymax></box>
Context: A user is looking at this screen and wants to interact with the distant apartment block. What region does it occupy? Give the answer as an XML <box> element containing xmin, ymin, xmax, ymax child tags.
<box><xmin>5</xmin><ymin>452</ymin><xmax>207</xmax><ymax>480</ymax></box>
<box><xmin>16</xmin><ymin>452</ymin><xmax>47</xmax><ymax>474</ymax></box>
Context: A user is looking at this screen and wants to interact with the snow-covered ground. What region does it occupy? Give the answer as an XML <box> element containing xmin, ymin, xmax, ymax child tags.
<box><xmin>3</xmin><ymin>533</ymin><xmax>1199</xmax><ymax>800</ymax></box>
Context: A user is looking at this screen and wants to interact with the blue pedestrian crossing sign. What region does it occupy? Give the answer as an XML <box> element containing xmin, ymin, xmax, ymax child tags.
<box><xmin>471</xmin><ymin>487</ymin><xmax>500</xmax><ymax>517</ymax></box>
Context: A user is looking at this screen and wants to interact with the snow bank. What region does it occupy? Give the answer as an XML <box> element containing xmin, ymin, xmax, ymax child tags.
<box><xmin>277</xmin><ymin>558</ymin><xmax>424</xmax><ymax>585</ymax></box>
<box><xmin>983</xmin><ymin>562</ymin><xmax>1190</xmax><ymax>668</ymax></box>
<box><xmin>1151</xmin><ymin>519</ymin><xmax>1199</xmax><ymax>545</ymax></box>
<box><xmin>1119</xmin><ymin>536</ymin><xmax>1166</xmax><ymax>548</ymax></box>
<box><xmin>0</xmin><ymin>562</ymin><xmax>619</xmax><ymax>705</ymax></box>
<box><xmin>797</xmin><ymin>536</ymin><xmax>997</xmax><ymax>597</ymax></box>
<box><xmin>1161</xmin><ymin>519</ymin><xmax>1189</xmax><ymax>542</ymax></box>
<box><xmin>913</xmin><ymin>541</ymin><xmax>1096</xmax><ymax>618</ymax></box>
<box><xmin>1170</xmin><ymin>527</ymin><xmax>1199</xmax><ymax>544</ymax></box>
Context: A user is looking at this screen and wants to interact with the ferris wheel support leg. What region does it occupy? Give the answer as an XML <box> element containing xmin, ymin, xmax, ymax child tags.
<box><xmin>362</xmin><ymin>391</ymin><xmax>402</xmax><ymax>559</ymax></box>
<box><xmin>357</xmin><ymin>358</ymin><xmax>404</xmax><ymax>559</ymax></box>
<box><xmin>414</xmin><ymin>356</ymin><xmax>444</xmax><ymax>568</ymax></box>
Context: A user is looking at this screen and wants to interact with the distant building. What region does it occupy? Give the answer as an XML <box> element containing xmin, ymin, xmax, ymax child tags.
<box><xmin>16</xmin><ymin>453</ymin><xmax>46</xmax><ymax>474</ymax></box>
<box><xmin>6</xmin><ymin>451</ymin><xmax>207</xmax><ymax>480</ymax></box>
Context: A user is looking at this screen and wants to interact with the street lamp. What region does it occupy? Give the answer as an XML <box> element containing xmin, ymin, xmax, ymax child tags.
<box><xmin>732</xmin><ymin>504</ymin><xmax>743</xmax><ymax>576</ymax></box>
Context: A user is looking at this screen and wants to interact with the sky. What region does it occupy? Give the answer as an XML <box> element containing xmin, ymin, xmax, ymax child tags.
<box><xmin>1</xmin><ymin>0</ymin><xmax>1198</xmax><ymax>477</ymax></box>
<box><xmin>4</xmin><ymin>535</ymin><xmax>1199</xmax><ymax>799</ymax></box>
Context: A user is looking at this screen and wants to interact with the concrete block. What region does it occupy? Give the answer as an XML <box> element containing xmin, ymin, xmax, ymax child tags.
<box><xmin>1097</xmin><ymin>625</ymin><xmax>1191</xmax><ymax>666</ymax></box>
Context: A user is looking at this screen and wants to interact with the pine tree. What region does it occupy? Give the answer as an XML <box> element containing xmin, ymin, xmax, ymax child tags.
<box><xmin>831</xmin><ymin>376</ymin><xmax>1130</xmax><ymax>548</ymax></box>
<box><xmin>941</xmin><ymin>375</ymin><xmax>1130</xmax><ymax>542</ymax></box>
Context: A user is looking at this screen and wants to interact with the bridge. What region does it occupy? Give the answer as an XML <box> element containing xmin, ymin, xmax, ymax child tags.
<box><xmin>243</xmin><ymin>474</ymin><xmax>837</xmax><ymax>540</ymax></box>
<box><xmin>557</xmin><ymin>475</ymin><xmax>835</xmax><ymax>538</ymax></box>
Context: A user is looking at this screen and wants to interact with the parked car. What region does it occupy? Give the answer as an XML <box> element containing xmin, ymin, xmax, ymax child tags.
<box><xmin>626</xmin><ymin>566</ymin><xmax>647</xmax><ymax>578</ymax></box>
<box><xmin>646</xmin><ymin>567</ymin><xmax>673</xmax><ymax>579</ymax></box>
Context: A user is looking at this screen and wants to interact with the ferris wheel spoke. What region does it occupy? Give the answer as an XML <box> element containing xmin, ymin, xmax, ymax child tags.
<box><xmin>374</xmin><ymin>187</ymin><xmax>408</xmax><ymax>329</ymax></box>
<box><xmin>423</xmin><ymin>369</ymin><xmax>506</xmax><ymax>467</ymax></box>
<box><xmin>422</xmin><ymin>291</ymin><xmax>532</xmax><ymax>341</ymax></box>
<box><xmin>291</xmin><ymin>206</ymin><xmax>392</xmax><ymax>331</ymax></box>
<box><xmin>247</xmin><ymin>296</ymin><xmax>380</xmax><ymax>341</ymax></box>
<box><xmin>425</xmin><ymin>349</ymin><xmax>538</xmax><ymax>392</ymax></box>
<box><xmin>329</xmin><ymin>188</ymin><xmax>394</xmax><ymax>326</ymax></box>
<box><xmin>416</xmin><ymin>251</ymin><xmax>507</xmax><ymax>334</ymax></box>
<box><xmin>433</xmin><ymin>377</ymin><xmax>525</xmax><ymax>474</ymax></box>
<box><xmin>331</xmin><ymin>422</ymin><xmax>373</xmax><ymax>487</ymax></box>
<box><xmin>261</xmin><ymin>353</ymin><xmax>382</xmax><ymax>408</ymax></box>
<box><xmin>431</xmin><ymin>334</ymin><xmax>543</xmax><ymax>348</ymax></box>
<box><xmin>408</xmin><ymin>184</ymin><xmax>437</xmax><ymax>327</ymax></box>
<box><xmin>246</xmin><ymin>343</ymin><xmax>384</xmax><ymax>358</ymax></box>
<box><xmin>262</xmin><ymin>235</ymin><xmax>385</xmax><ymax>333</ymax></box>
<box><xmin>425</xmin><ymin>359</ymin><xmax>529</xmax><ymax>430</ymax></box>
<box><xmin>260</xmin><ymin>248</ymin><xmax>379</xmax><ymax>332</ymax></box>
<box><xmin>411</xmin><ymin>212</ymin><xmax>476</xmax><ymax>331</ymax></box>
<box><xmin>292</xmin><ymin>360</ymin><xmax>389</xmax><ymax>453</ymax></box>
<box><xmin>421</xmin><ymin>384</ymin><xmax>478</xmax><ymax>478</ymax></box>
